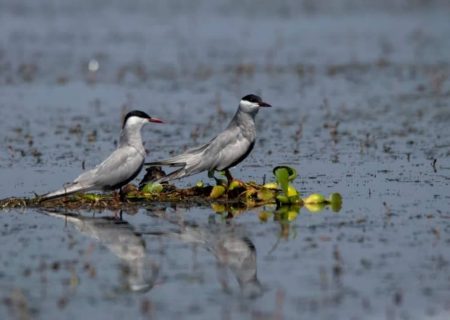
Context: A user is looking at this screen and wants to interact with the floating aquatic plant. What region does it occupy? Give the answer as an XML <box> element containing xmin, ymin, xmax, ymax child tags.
<box><xmin>209</xmin><ymin>185</ymin><xmax>226</xmax><ymax>199</ymax></box>
<box><xmin>271</xmin><ymin>166</ymin><xmax>301</xmax><ymax>204</ymax></box>
<box><xmin>141</xmin><ymin>182</ymin><xmax>163</xmax><ymax>194</ymax></box>
<box><xmin>0</xmin><ymin>165</ymin><xmax>342</xmax><ymax>217</ymax></box>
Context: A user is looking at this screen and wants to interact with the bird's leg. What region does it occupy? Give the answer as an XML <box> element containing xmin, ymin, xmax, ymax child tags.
<box><xmin>208</xmin><ymin>170</ymin><xmax>223</xmax><ymax>186</ymax></box>
<box><xmin>208</xmin><ymin>170</ymin><xmax>219</xmax><ymax>184</ymax></box>
<box><xmin>224</xmin><ymin>169</ymin><xmax>234</xmax><ymax>185</ymax></box>
<box><xmin>119</xmin><ymin>188</ymin><xmax>126</xmax><ymax>202</ymax></box>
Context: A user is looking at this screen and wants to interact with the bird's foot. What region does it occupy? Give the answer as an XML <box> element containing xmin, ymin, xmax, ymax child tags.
<box><xmin>214</xmin><ymin>178</ymin><xmax>227</xmax><ymax>187</ymax></box>
<box><xmin>208</xmin><ymin>170</ymin><xmax>227</xmax><ymax>186</ymax></box>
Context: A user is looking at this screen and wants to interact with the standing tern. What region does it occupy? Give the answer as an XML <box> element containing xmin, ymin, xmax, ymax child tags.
<box><xmin>41</xmin><ymin>110</ymin><xmax>163</xmax><ymax>201</ymax></box>
<box><xmin>145</xmin><ymin>94</ymin><xmax>271</xmax><ymax>184</ymax></box>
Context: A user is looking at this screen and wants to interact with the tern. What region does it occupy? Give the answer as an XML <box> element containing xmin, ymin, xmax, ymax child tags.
<box><xmin>41</xmin><ymin>110</ymin><xmax>163</xmax><ymax>201</ymax></box>
<box><xmin>145</xmin><ymin>94</ymin><xmax>271</xmax><ymax>184</ymax></box>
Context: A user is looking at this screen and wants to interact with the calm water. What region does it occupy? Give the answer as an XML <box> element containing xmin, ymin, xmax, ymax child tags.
<box><xmin>1</xmin><ymin>0</ymin><xmax>450</xmax><ymax>319</ymax></box>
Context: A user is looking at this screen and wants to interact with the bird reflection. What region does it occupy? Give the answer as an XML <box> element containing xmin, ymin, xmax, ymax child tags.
<box><xmin>43</xmin><ymin>210</ymin><xmax>159</xmax><ymax>293</ymax></box>
<box><xmin>148</xmin><ymin>212</ymin><xmax>263</xmax><ymax>298</ymax></box>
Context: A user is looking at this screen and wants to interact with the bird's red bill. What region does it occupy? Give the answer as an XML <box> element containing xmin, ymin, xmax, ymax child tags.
<box><xmin>149</xmin><ymin>117</ymin><xmax>164</xmax><ymax>123</ymax></box>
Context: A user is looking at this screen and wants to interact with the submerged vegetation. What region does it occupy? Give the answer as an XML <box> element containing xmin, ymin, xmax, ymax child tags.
<box><xmin>0</xmin><ymin>166</ymin><xmax>342</xmax><ymax>224</ymax></box>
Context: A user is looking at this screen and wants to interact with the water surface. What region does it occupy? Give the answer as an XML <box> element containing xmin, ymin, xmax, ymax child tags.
<box><xmin>1</xmin><ymin>1</ymin><xmax>450</xmax><ymax>319</ymax></box>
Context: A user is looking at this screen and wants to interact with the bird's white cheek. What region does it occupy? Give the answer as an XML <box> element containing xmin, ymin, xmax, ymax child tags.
<box><xmin>239</xmin><ymin>100</ymin><xmax>259</xmax><ymax>112</ymax></box>
<box><xmin>125</xmin><ymin>116</ymin><xmax>147</xmax><ymax>128</ymax></box>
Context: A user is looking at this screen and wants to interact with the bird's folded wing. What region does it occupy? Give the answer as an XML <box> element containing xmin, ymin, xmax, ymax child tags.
<box><xmin>209</xmin><ymin>130</ymin><xmax>252</xmax><ymax>170</ymax></box>
<box><xmin>77</xmin><ymin>146</ymin><xmax>144</xmax><ymax>187</ymax></box>
<box><xmin>145</xmin><ymin>142</ymin><xmax>210</xmax><ymax>166</ymax></box>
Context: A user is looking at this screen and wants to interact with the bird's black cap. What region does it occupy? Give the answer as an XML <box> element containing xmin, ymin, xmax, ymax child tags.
<box><xmin>241</xmin><ymin>94</ymin><xmax>271</xmax><ymax>107</ymax></box>
<box><xmin>122</xmin><ymin>110</ymin><xmax>151</xmax><ymax>128</ymax></box>
<box><xmin>242</xmin><ymin>94</ymin><xmax>262</xmax><ymax>103</ymax></box>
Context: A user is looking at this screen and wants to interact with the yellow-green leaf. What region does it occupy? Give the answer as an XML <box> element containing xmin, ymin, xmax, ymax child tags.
<box><xmin>81</xmin><ymin>194</ymin><xmax>101</xmax><ymax>201</ymax></box>
<box><xmin>276</xmin><ymin>194</ymin><xmax>290</xmax><ymax>204</ymax></box>
<box><xmin>257</xmin><ymin>189</ymin><xmax>275</xmax><ymax>201</ymax></box>
<box><xmin>142</xmin><ymin>183</ymin><xmax>163</xmax><ymax>194</ymax></box>
<box><xmin>287</xmin><ymin>184</ymin><xmax>299</xmax><ymax>197</ymax></box>
<box><xmin>209</xmin><ymin>185</ymin><xmax>226</xmax><ymax>199</ymax></box>
<box><xmin>195</xmin><ymin>180</ymin><xmax>204</xmax><ymax>188</ymax></box>
<box><xmin>303</xmin><ymin>193</ymin><xmax>326</xmax><ymax>204</ymax></box>
<box><xmin>228</xmin><ymin>180</ymin><xmax>243</xmax><ymax>190</ymax></box>
<box><xmin>329</xmin><ymin>193</ymin><xmax>342</xmax><ymax>212</ymax></box>
<box><xmin>273</xmin><ymin>167</ymin><xmax>290</xmax><ymax>194</ymax></box>
<box><xmin>263</xmin><ymin>182</ymin><xmax>279</xmax><ymax>190</ymax></box>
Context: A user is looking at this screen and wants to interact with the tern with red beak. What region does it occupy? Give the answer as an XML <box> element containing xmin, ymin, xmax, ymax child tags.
<box><xmin>145</xmin><ymin>94</ymin><xmax>271</xmax><ymax>184</ymax></box>
<box><xmin>42</xmin><ymin>110</ymin><xmax>163</xmax><ymax>200</ymax></box>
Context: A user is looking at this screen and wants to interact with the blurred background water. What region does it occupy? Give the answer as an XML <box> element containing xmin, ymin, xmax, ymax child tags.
<box><xmin>1</xmin><ymin>0</ymin><xmax>450</xmax><ymax>319</ymax></box>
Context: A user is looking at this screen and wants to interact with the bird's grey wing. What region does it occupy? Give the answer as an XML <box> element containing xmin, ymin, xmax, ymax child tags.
<box><xmin>75</xmin><ymin>146</ymin><xmax>144</xmax><ymax>189</ymax></box>
<box><xmin>167</xmin><ymin>126</ymin><xmax>252</xmax><ymax>173</ymax></box>
<box><xmin>149</xmin><ymin>125</ymin><xmax>251</xmax><ymax>182</ymax></box>
<box><xmin>149</xmin><ymin>131</ymin><xmax>237</xmax><ymax>182</ymax></box>
<box><xmin>174</xmin><ymin>127</ymin><xmax>243</xmax><ymax>173</ymax></box>
<box><xmin>206</xmin><ymin>128</ymin><xmax>254</xmax><ymax>171</ymax></box>
<box><xmin>145</xmin><ymin>142</ymin><xmax>210</xmax><ymax>167</ymax></box>
<box><xmin>42</xmin><ymin>146</ymin><xmax>144</xmax><ymax>200</ymax></box>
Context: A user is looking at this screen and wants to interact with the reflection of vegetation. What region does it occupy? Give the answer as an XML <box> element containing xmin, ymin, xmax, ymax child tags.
<box><xmin>0</xmin><ymin>166</ymin><xmax>342</xmax><ymax>214</ymax></box>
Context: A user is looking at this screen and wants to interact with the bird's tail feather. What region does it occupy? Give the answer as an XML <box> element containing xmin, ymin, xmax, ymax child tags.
<box><xmin>155</xmin><ymin>167</ymin><xmax>189</xmax><ymax>183</ymax></box>
<box><xmin>145</xmin><ymin>143</ymin><xmax>209</xmax><ymax>168</ymax></box>
<box><xmin>145</xmin><ymin>144</ymin><xmax>210</xmax><ymax>183</ymax></box>
<box><xmin>145</xmin><ymin>160</ymin><xmax>185</xmax><ymax>167</ymax></box>
<box><xmin>40</xmin><ymin>183</ymin><xmax>93</xmax><ymax>201</ymax></box>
